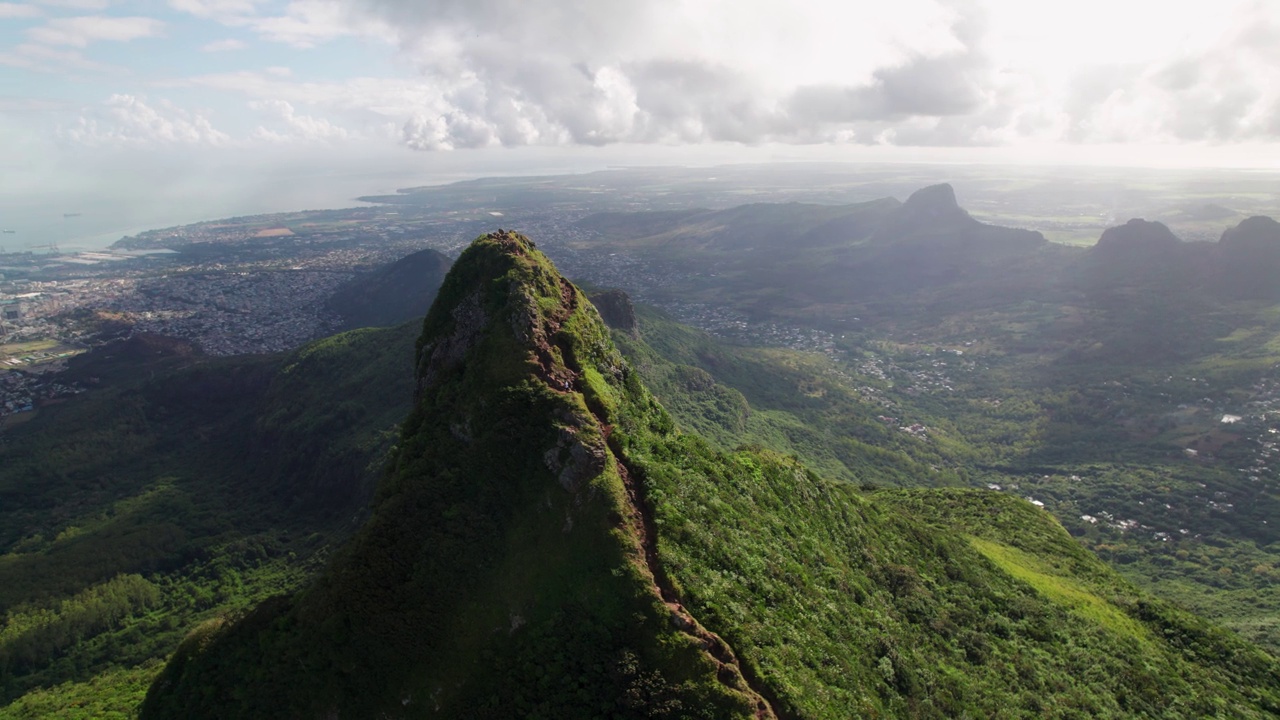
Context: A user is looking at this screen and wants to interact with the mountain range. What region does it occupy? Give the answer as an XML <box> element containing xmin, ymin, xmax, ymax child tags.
<box><xmin>3</xmin><ymin>185</ymin><xmax>1280</xmax><ymax>717</ymax></box>
<box><xmin>138</xmin><ymin>231</ymin><xmax>1280</xmax><ymax>718</ymax></box>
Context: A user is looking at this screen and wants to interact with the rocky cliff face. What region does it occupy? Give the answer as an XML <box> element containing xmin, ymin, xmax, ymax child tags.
<box><xmin>588</xmin><ymin>289</ymin><xmax>639</xmax><ymax>334</ymax></box>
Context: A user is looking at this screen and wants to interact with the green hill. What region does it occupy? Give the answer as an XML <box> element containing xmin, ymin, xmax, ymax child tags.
<box><xmin>140</xmin><ymin>232</ymin><xmax>1280</xmax><ymax>718</ymax></box>
<box><xmin>325</xmin><ymin>247</ymin><xmax>453</xmax><ymax>330</ymax></box>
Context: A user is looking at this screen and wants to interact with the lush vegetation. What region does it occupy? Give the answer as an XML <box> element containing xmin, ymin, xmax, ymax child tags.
<box><xmin>0</xmin><ymin>323</ymin><xmax>418</xmax><ymax>716</ymax></box>
<box><xmin>5</xmin><ymin>214</ymin><xmax>1280</xmax><ymax>716</ymax></box>
<box><xmin>140</xmin><ymin>232</ymin><xmax>1280</xmax><ymax>718</ymax></box>
<box><xmin>140</xmin><ymin>232</ymin><xmax>761</xmax><ymax>719</ymax></box>
<box><xmin>606</xmin><ymin>264</ymin><xmax>1280</xmax><ymax>655</ymax></box>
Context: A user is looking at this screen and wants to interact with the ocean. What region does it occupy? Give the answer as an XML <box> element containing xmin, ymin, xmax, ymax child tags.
<box><xmin>0</xmin><ymin>150</ymin><xmax>615</xmax><ymax>255</ymax></box>
<box><xmin>0</xmin><ymin>177</ymin><xmax>400</xmax><ymax>254</ymax></box>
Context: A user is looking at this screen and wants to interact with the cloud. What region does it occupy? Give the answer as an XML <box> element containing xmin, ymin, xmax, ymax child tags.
<box><xmin>0</xmin><ymin>3</ymin><xmax>42</xmax><ymax>18</ymax></box>
<box><xmin>62</xmin><ymin>94</ymin><xmax>231</xmax><ymax>146</ymax></box>
<box><xmin>201</xmin><ymin>38</ymin><xmax>247</xmax><ymax>52</ymax></box>
<box><xmin>345</xmin><ymin>0</ymin><xmax>1018</xmax><ymax>150</ymax></box>
<box><xmin>1061</xmin><ymin>5</ymin><xmax>1280</xmax><ymax>144</ymax></box>
<box><xmin>249</xmin><ymin>0</ymin><xmax>392</xmax><ymax>48</ymax></box>
<box><xmin>250</xmin><ymin>98</ymin><xmax>352</xmax><ymax>142</ymax></box>
<box><xmin>0</xmin><ymin>97</ymin><xmax>74</xmax><ymax>112</ymax></box>
<box><xmin>0</xmin><ymin>42</ymin><xmax>115</xmax><ymax>72</ymax></box>
<box><xmin>26</xmin><ymin>16</ymin><xmax>165</xmax><ymax>47</ymax></box>
<box><xmin>24</xmin><ymin>0</ymin><xmax>1273</xmax><ymax>157</ymax></box>
<box><xmin>156</xmin><ymin>70</ymin><xmax>426</xmax><ymax>143</ymax></box>
<box><xmin>169</xmin><ymin>0</ymin><xmax>392</xmax><ymax>48</ymax></box>
<box><xmin>315</xmin><ymin>0</ymin><xmax>1280</xmax><ymax>151</ymax></box>
<box><xmin>37</xmin><ymin>0</ymin><xmax>110</xmax><ymax>8</ymax></box>
<box><xmin>786</xmin><ymin>6</ymin><xmax>990</xmax><ymax>124</ymax></box>
<box><xmin>168</xmin><ymin>0</ymin><xmax>261</xmax><ymax>20</ymax></box>
<box><xmin>163</xmin><ymin>70</ymin><xmax>437</xmax><ymax>120</ymax></box>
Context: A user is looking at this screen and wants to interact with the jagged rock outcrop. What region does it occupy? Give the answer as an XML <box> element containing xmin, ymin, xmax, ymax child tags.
<box><xmin>588</xmin><ymin>289</ymin><xmax>638</xmax><ymax>334</ymax></box>
<box><xmin>897</xmin><ymin>182</ymin><xmax>972</xmax><ymax>223</ymax></box>
<box><xmin>867</xmin><ymin>183</ymin><xmax>1045</xmax><ymax>254</ymax></box>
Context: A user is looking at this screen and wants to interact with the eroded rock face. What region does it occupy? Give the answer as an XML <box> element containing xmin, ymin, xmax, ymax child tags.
<box><xmin>415</xmin><ymin>289</ymin><xmax>486</xmax><ymax>397</ymax></box>
<box><xmin>589</xmin><ymin>289</ymin><xmax>638</xmax><ymax>334</ymax></box>
<box><xmin>543</xmin><ymin>423</ymin><xmax>608</xmax><ymax>494</ymax></box>
<box><xmin>543</xmin><ymin>408</ymin><xmax>605</xmax><ymax>494</ymax></box>
<box><xmin>900</xmin><ymin>183</ymin><xmax>965</xmax><ymax>220</ymax></box>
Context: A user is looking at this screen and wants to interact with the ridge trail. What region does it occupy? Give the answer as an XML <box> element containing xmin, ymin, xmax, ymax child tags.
<box><xmin>537</xmin><ymin>273</ymin><xmax>786</xmax><ymax>719</ymax></box>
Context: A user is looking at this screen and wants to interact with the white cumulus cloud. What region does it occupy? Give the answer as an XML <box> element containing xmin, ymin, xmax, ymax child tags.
<box><xmin>63</xmin><ymin>94</ymin><xmax>231</xmax><ymax>146</ymax></box>
<box><xmin>329</xmin><ymin>0</ymin><xmax>1280</xmax><ymax>151</ymax></box>
<box><xmin>250</xmin><ymin>98</ymin><xmax>352</xmax><ymax>142</ymax></box>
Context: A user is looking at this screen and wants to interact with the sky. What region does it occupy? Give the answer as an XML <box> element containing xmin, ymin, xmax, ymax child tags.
<box><xmin>2</xmin><ymin>0</ymin><xmax>1280</xmax><ymax>237</ymax></box>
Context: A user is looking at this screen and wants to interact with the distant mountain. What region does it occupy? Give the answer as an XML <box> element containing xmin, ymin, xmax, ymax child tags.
<box><xmin>325</xmin><ymin>247</ymin><xmax>452</xmax><ymax>330</ymax></box>
<box><xmin>1090</xmin><ymin>218</ymin><xmax>1184</xmax><ymax>260</ymax></box>
<box><xmin>574</xmin><ymin>183</ymin><xmax>1052</xmax><ymax>315</ymax></box>
<box><xmin>1218</xmin><ymin>216</ymin><xmax>1280</xmax><ymax>300</ymax></box>
<box><xmin>1078</xmin><ymin>215</ymin><xmax>1280</xmax><ymax>303</ymax></box>
<box><xmin>868</xmin><ymin>182</ymin><xmax>975</xmax><ymax>241</ymax></box>
<box><xmin>1078</xmin><ymin>218</ymin><xmax>1201</xmax><ymax>290</ymax></box>
<box><xmin>142</xmin><ymin>231</ymin><xmax>1280</xmax><ymax>719</ymax></box>
<box><xmin>870</xmin><ymin>183</ymin><xmax>1046</xmax><ymax>254</ymax></box>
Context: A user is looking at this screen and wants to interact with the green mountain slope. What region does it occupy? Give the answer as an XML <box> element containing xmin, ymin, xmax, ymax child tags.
<box><xmin>140</xmin><ymin>230</ymin><xmax>768</xmax><ymax>720</ymax></box>
<box><xmin>0</xmin><ymin>323</ymin><xmax>419</xmax><ymax>715</ymax></box>
<box><xmin>143</xmin><ymin>231</ymin><xmax>1280</xmax><ymax>719</ymax></box>
<box><xmin>606</xmin><ymin>291</ymin><xmax>1280</xmax><ymax>656</ymax></box>
<box><xmin>570</xmin><ymin>198</ymin><xmax>1280</xmax><ymax>650</ymax></box>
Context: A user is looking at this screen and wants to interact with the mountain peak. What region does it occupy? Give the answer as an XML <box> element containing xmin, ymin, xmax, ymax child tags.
<box><xmin>1092</xmin><ymin>218</ymin><xmax>1182</xmax><ymax>255</ymax></box>
<box><xmin>413</xmin><ymin>229</ymin><xmax>591</xmax><ymax>400</ymax></box>
<box><xmin>868</xmin><ymin>183</ymin><xmax>1045</xmax><ymax>259</ymax></box>
<box><xmin>901</xmin><ymin>183</ymin><xmax>963</xmax><ymax>218</ymax></box>
<box><xmin>1218</xmin><ymin>216</ymin><xmax>1280</xmax><ymax>299</ymax></box>
<box><xmin>1220</xmin><ymin>215</ymin><xmax>1280</xmax><ymax>250</ymax></box>
<box><xmin>142</xmin><ymin>230</ymin><xmax>774</xmax><ymax>719</ymax></box>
